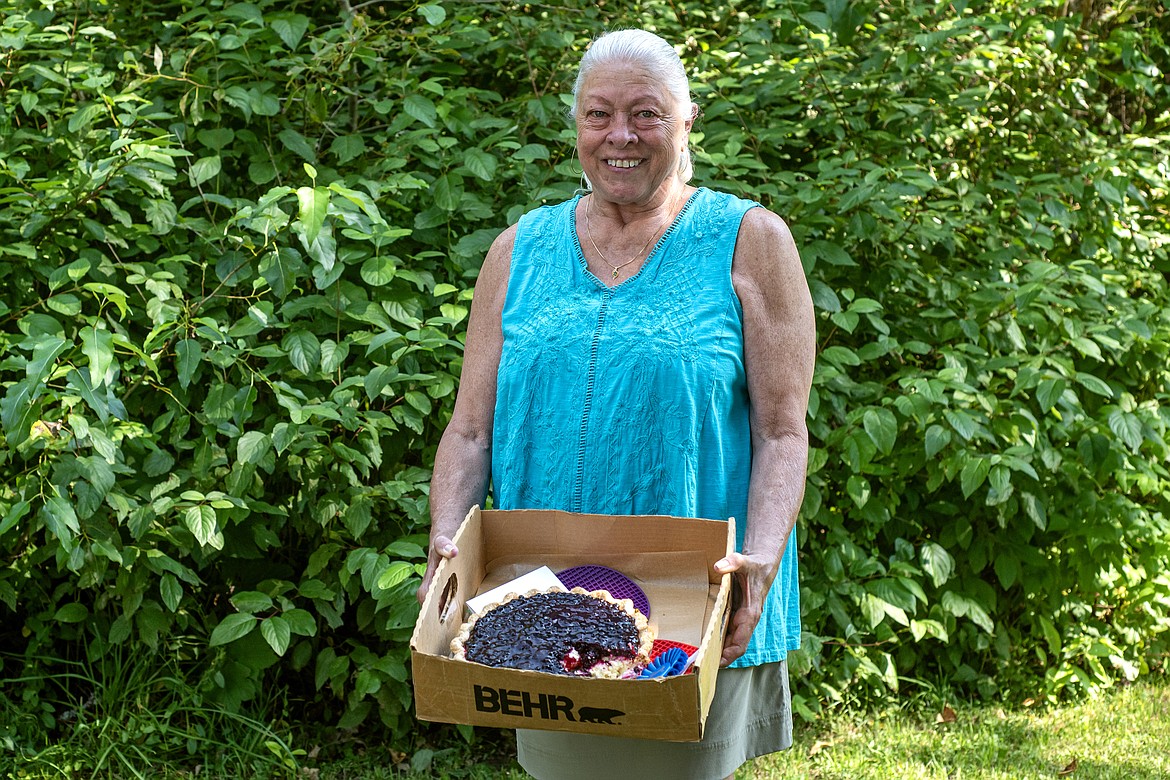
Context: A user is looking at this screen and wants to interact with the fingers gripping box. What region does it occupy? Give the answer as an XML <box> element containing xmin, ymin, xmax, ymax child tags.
<box><xmin>410</xmin><ymin>507</ymin><xmax>735</xmax><ymax>742</ymax></box>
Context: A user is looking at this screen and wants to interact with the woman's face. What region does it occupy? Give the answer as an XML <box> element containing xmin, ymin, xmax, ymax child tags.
<box><xmin>575</xmin><ymin>63</ymin><xmax>694</xmax><ymax>208</ymax></box>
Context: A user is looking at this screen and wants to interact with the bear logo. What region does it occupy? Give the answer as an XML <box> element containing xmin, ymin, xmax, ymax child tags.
<box><xmin>576</xmin><ymin>706</ymin><xmax>624</xmax><ymax>725</ymax></box>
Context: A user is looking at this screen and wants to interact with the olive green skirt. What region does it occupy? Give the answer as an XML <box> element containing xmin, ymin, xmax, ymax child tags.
<box><xmin>516</xmin><ymin>661</ymin><xmax>792</xmax><ymax>780</ymax></box>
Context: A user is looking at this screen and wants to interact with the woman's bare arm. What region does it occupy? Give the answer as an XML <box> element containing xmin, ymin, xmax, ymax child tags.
<box><xmin>716</xmin><ymin>207</ymin><xmax>815</xmax><ymax>665</ymax></box>
<box><xmin>417</xmin><ymin>225</ymin><xmax>515</xmax><ymax>604</ymax></box>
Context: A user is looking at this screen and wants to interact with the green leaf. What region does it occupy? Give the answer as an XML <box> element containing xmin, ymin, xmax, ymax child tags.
<box><xmin>909</xmin><ymin>619</ymin><xmax>948</xmax><ymax>643</ymax></box>
<box><xmin>959</xmin><ymin>455</ymin><xmax>990</xmax><ymax>498</ymax></box>
<box><xmin>261</xmin><ymin>615</ymin><xmax>291</xmax><ymax>655</ymax></box>
<box><xmin>806</xmin><ymin>239</ymin><xmax>856</xmax><ymax>268</ymax></box>
<box><xmin>237</xmin><ymin>430</ymin><xmax>272</xmax><ymax>465</ymax></box>
<box><xmin>361</xmin><ymin>255</ymin><xmax>397</xmax><ymax>286</ymax></box>
<box><xmin>513</xmin><ymin>143</ymin><xmax>549</xmax><ymax>162</ymax></box>
<box><xmin>279</xmin><ymin>128</ymin><xmax>317</xmax><ymax>162</ymax></box>
<box><xmin>376</xmin><ymin>560</ymin><xmax>415</xmax><ymax>590</ymax></box>
<box><xmin>801</xmin><ymin>10</ymin><xmax>832</xmax><ymax>31</ymax></box>
<box><xmin>82</xmin><ymin>282</ymin><xmax>128</xmax><ymax>318</ymax></box>
<box><xmin>433</xmin><ymin>173</ymin><xmax>464</xmax><ymax>211</ymax></box>
<box><xmin>109</xmin><ymin>615</ymin><xmax>132</xmax><ymax>644</ymax></box>
<box><xmin>231</xmin><ymin>590</ymin><xmax>274</xmax><ymax>613</ymax></box>
<box><xmin>272</xmin><ymin>422</ymin><xmax>298</xmax><ymax>454</ymax></box>
<box><xmin>209</xmin><ymin>613</ymin><xmax>258</xmax><ymax>646</ymax></box>
<box><xmin>68</xmin><ymin>103</ymin><xmax>104</xmax><ymax>133</ymax></box>
<box><xmin>1095</xmin><ymin>178</ymin><xmax>1123</xmax><ymax>206</ymax></box>
<box><xmin>283</xmin><ymin>608</ymin><xmax>317</xmax><ymax>637</ymax></box>
<box><xmin>160</xmin><ymin>574</ymin><xmax>183</xmax><ymax>612</ymax></box>
<box><xmin>405</xmin><ymin>391</ymin><xmax>431</xmax><ymax>415</ymax></box>
<box><xmin>1021</xmin><ymin>492</ymin><xmax>1047</xmax><ymax>531</ymax></box>
<box><xmin>189</xmin><ymin>155</ymin><xmax>221</xmax><ymax>187</ymax></box>
<box><xmin>1038</xmin><ymin>615</ymin><xmax>1062</xmax><ymax>655</ymax></box>
<box><xmin>27</xmin><ymin>335</ymin><xmax>68</xmax><ymax>380</ymax></box>
<box><xmin>385</xmin><ymin>540</ymin><xmax>427</xmax><ymax>560</ymax></box>
<box><xmin>1075</xmin><ymin>372</ymin><xmax>1113</xmax><ymax>398</ymax></box>
<box><xmin>175</xmin><ymin>338</ymin><xmax>202</xmax><ymax>389</ymax></box>
<box><xmin>1</xmin><ymin>378</ymin><xmax>43</xmax><ymax>446</ymax></box>
<box><xmin>283</xmin><ymin>330</ymin><xmax>321</xmax><ymax>374</ymax></box>
<box><xmin>364</xmin><ymin>366</ymin><xmax>396</xmax><ymax>400</ymax></box>
<box><xmin>296</xmin><ymin>186</ymin><xmax>329</xmax><ymax>246</ymax></box>
<box><xmin>268</xmin><ymin>12</ymin><xmax>310</xmax><ymax>49</ymax></box>
<box><xmin>41</xmin><ymin>494</ymin><xmax>80</xmax><ymax>545</ymax></box>
<box><xmin>862</xmin><ymin>407</ymin><xmax>897</xmax><ymax>455</ymax></box>
<box><xmin>54</xmin><ymin>603</ymin><xmax>90</xmax><ymax>623</ymax></box>
<box><xmin>320</xmin><ymin>339</ymin><xmax>350</xmax><ymax>373</ymax></box>
<box><xmin>924</xmin><ymin>424</ymin><xmax>951</xmax><ymax>457</ymax></box>
<box><xmin>1107</xmin><ymin>409</ymin><xmax>1143</xmax><ymax>450</ymax></box>
<box><xmin>77</xmin><ymin>455</ymin><xmax>115</xmax><ymax>496</ymax></box>
<box><xmin>260</xmin><ymin>247</ymin><xmax>306</xmax><ymax>299</ymax></box>
<box><xmin>184</xmin><ymin>505</ymin><xmax>222</xmax><ymax>550</ymax></box>
<box><xmin>82</xmin><ymin>326</ymin><xmax>114</xmax><ymax>388</ymax></box>
<box><xmin>404</xmin><ymin>95</ymin><xmax>437</xmax><ymax>127</ymax></box>
<box><xmin>920</xmin><ymin>542</ymin><xmax>954</xmax><ymax>588</ymax></box>
<box><xmin>821</xmin><ymin>345</ymin><xmax>861</xmax><ymax>366</ymax></box>
<box><xmin>419</xmin><ymin>3</ymin><xmax>446</xmax><ymax>24</ymax></box>
<box><xmin>993</xmin><ymin>552</ymin><xmax>1019</xmax><ymax>589</ymax></box>
<box><xmin>940</xmin><ymin>591</ymin><xmax>994</xmax><ymax>634</ymax></box>
<box><xmin>860</xmin><ymin>593</ymin><xmax>885</xmax><ymax>629</ymax></box>
<box><xmin>329</xmin><ymin>134</ymin><xmax>366</xmax><ymax>164</ymax></box>
<box><xmin>0</xmin><ymin>498</ymin><xmax>31</xmax><ymax>536</ymax></box>
<box><xmin>302</xmin><ymin>224</ymin><xmax>337</xmax><ymax>273</ymax></box>
<box><xmin>463</xmin><ymin>148</ymin><xmax>497</xmax><ymax>181</ymax></box>
<box><xmin>846</xmin><ymin>474</ymin><xmax>870</xmax><ymax>508</ymax></box>
<box><xmin>46</xmin><ymin>292</ymin><xmax>80</xmax><ymax>318</ymax></box>
<box><xmin>1036</xmin><ymin>377</ymin><xmax>1065</xmax><ymax>411</ymax></box>
<box><xmin>251</xmin><ymin>90</ymin><xmax>281</xmax><ymax>116</ymax></box>
<box><xmin>944</xmin><ymin>410</ymin><xmax>978</xmax><ymax>441</ymax></box>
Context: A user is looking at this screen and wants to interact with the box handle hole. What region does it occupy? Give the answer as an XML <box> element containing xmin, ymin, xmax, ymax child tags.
<box><xmin>438</xmin><ymin>573</ymin><xmax>459</xmax><ymax>623</ymax></box>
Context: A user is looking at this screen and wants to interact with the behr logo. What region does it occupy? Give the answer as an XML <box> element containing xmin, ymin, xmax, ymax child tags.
<box><xmin>473</xmin><ymin>684</ymin><xmax>625</xmax><ymax>725</ymax></box>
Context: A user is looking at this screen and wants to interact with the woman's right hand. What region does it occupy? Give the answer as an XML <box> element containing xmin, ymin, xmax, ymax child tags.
<box><xmin>416</xmin><ymin>535</ymin><xmax>459</xmax><ymax>605</ymax></box>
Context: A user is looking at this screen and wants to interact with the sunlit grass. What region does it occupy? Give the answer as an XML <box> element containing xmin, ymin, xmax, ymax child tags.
<box><xmin>745</xmin><ymin>680</ymin><xmax>1170</xmax><ymax>780</ymax></box>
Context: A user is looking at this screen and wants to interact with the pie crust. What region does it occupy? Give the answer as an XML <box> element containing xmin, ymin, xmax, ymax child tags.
<box><xmin>450</xmin><ymin>587</ymin><xmax>654</xmax><ymax>678</ymax></box>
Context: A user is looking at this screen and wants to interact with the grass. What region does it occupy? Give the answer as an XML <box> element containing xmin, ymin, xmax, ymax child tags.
<box><xmin>1</xmin><ymin>645</ymin><xmax>302</xmax><ymax>780</ymax></box>
<box><xmin>744</xmin><ymin>680</ymin><xmax>1170</xmax><ymax>780</ymax></box>
<box><xmin>323</xmin><ymin>679</ymin><xmax>1169</xmax><ymax>780</ymax></box>
<box><xmin>5</xmin><ymin>676</ymin><xmax>1167</xmax><ymax>778</ymax></box>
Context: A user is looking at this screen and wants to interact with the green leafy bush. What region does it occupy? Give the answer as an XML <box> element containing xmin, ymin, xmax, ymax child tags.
<box><xmin>675</xmin><ymin>0</ymin><xmax>1170</xmax><ymax>710</ymax></box>
<box><xmin>1</xmin><ymin>0</ymin><xmax>1168</xmax><ymax>768</ymax></box>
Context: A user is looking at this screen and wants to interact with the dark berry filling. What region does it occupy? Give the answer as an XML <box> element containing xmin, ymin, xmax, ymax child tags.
<box><xmin>464</xmin><ymin>591</ymin><xmax>639</xmax><ymax>675</ymax></box>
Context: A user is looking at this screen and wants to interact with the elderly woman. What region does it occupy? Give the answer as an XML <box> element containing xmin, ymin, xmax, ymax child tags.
<box><xmin>418</xmin><ymin>28</ymin><xmax>815</xmax><ymax>780</ymax></box>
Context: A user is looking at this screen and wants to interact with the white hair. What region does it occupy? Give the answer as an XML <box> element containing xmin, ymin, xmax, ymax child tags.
<box><xmin>570</xmin><ymin>29</ymin><xmax>696</xmax><ymax>183</ymax></box>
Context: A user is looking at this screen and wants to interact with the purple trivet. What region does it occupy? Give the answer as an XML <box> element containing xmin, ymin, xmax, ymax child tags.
<box><xmin>556</xmin><ymin>565</ymin><xmax>650</xmax><ymax>618</ymax></box>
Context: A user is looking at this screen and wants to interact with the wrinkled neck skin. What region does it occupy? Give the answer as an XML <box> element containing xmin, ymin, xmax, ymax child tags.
<box><xmin>586</xmin><ymin>179</ymin><xmax>693</xmax><ymax>231</ymax></box>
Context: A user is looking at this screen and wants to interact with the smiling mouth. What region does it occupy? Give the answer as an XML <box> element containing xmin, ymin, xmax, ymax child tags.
<box><xmin>605</xmin><ymin>159</ymin><xmax>643</xmax><ymax>168</ymax></box>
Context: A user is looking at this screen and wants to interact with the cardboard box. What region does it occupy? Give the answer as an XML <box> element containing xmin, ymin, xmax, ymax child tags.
<box><xmin>410</xmin><ymin>506</ymin><xmax>735</xmax><ymax>742</ymax></box>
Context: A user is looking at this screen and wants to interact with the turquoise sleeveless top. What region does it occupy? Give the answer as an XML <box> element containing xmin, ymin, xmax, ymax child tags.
<box><xmin>492</xmin><ymin>187</ymin><xmax>800</xmax><ymax>666</ymax></box>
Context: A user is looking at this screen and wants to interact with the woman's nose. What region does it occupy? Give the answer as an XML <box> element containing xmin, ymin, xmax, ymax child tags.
<box><xmin>606</xmin><ymin>114</ymin><xmax>636</xmax><ymax>146</ymax></box>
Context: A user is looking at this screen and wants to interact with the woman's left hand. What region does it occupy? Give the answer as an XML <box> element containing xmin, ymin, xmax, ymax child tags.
<box><xmin>713</xmin><ymin>551</ymin><xmax>778</xmax><ymax>667</ymax></box>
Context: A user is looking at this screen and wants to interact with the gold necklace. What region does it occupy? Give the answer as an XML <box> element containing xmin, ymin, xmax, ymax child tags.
<box><xmin>584</xmin><ymin>195</ymin><xmax>675</xmax><ymax>281</ymax></box>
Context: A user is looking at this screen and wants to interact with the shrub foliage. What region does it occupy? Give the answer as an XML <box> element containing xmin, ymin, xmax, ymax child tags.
<box><xmin>1</xmin><ymin>0</ymin><xmax>1167</xmax><ymax>759</ymax></box>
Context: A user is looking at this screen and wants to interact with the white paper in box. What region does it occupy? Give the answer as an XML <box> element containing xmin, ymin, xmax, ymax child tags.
<box><xmin>465</xmin><ymin>565</ymin><xmax>566</xmax><ymax>616</ymax></box>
